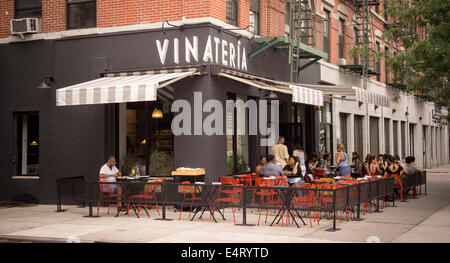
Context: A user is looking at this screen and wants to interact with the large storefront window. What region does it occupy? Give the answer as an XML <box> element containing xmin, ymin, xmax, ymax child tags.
<box><xmin>120</xmin><ymin>101</ymin><xmax>173</xmax><ymax>177</ymax></box>
<box><xmin>226</xmin><ymin>94</ymin><xmax>251</xmax><ymax>174</ymax></box>
<box><xmin>319</xmin><ymin>103</ymin><xmax>332</xmax><ymax>159</ymax></box>
<box><xmin>14</xmin><ymin>112</ymin><xmax>39</xmax><ymax>177</ymax></box>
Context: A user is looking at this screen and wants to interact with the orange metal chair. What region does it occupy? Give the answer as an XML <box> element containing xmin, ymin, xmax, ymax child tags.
<box><xmin>313</xmin><ymin>169</ymin><xmax>328</xmax><ymax>178</ymax></box>
<box><xmin>97</xmin><ymin>179</ymin><xmax>122</xmax><ymax>216</ymax></box>
<box><xmin>292</xmin><ymin>183</ymin><xmax>320</xmax><ymax>228</ymax></box>
<box><xmin>179</xmin><ymin>181</ymin><xmax>203</xmax><ymax>221</ymax></box>
<box><xmin>127</xmin><ymin>179</ymin><xmax>161</xmax><ymax>218</ymax></box>
<box><xmin>255</xmin><ymin>179</ymin><xmax>279</xmax><ymax>225</ymax></box>
<box><xmin>213</xmin><ymin>176</ymin><xmax>242</xmax><ymax>223</ymax></box>
<box><xmin>392</xmin><ymin>174</ymin><xmax>403</xmax><ymax>201</ymax></box>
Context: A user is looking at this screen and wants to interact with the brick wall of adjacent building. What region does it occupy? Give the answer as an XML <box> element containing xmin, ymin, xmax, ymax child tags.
<box><xmin>1</xmin><ymin>0</ymin><xmax>397</xmax><ymax>84</ymax></box>
<box><xmin>0</xmin><ymin>0</ymin><xmax>14</xmax><ymax>38</ymax></box>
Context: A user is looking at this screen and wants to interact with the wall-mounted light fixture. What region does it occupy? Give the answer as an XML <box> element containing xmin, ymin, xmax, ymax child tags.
<box><xmin>265</xmin><ymin>91</ymin><xmax>278</xmax><ymax>100</ymax></box>
<box><xmin>37</xmin><ymin>76</ymin><xmax>54</xmax><ymax>89</ymax></box>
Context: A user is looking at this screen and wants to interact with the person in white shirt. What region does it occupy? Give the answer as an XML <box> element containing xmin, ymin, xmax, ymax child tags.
<box><xmin>270</xmin><ymin>136</ymin><xmax>289</xmax><ymax>167</ymax></box>
<box><xmin>99</xmin><ymin>156</ymin><xmax>123</xmax><ymax>196</ymax></box>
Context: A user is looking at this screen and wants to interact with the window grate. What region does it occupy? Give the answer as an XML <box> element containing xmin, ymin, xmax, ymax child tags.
<box><xmin>339</xmin><ymin>113</ymin><xmax>348</xmax><ymax>148</ymax></box>
<box><xmin>384</xmin><ymin>118</ymin><xmax>390</xmax><ymax>154</ymax></box>
<box><xmin>370</xmin><ymin>117</ymin><xmax>379</xmax><ymax>156</ymax></box>
<box><xmin>354</xmin><ymin>115</ymin><xmax>364</xmax><ymax>157</ymax></box>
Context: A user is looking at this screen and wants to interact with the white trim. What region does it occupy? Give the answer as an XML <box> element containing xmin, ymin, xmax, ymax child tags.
<box><xmin>0</xmin><ymin>17</ymin><xmax>254</xmax><ymax>44</ymax></box>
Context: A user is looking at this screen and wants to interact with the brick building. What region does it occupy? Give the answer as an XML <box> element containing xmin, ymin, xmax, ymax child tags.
<box><xmin>0</xmin><ymin>0</ymin><xmax>448</xmax><ymax>203</ymax></box>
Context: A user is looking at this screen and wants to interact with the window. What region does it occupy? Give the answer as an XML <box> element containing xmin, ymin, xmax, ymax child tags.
<box><xmin>354</xmin><ymin>115</ymin><xmax>364</xmax><ymax>157</ymax></box>
<box><xmin>226</xmin><ymin>0</ymin><xmax>238</xmax><ymax>27</ymax></box>
<box><xmin>319</xmin><ymin>103</ymin><xmax>333</xmax><ymax>160</ymax></box>
<box><xmin>121</xmin><ymin>101</ymin><xmax>174</xmax><ymax>177</ymax></box>
<box><xmin>285</xmin><ymin>1</ymin><xmax>291</xmax><ymax>35</ymax></box>
<box><xmin>375</xmin><ymin>41</ymin><xmax>381</xmax><ymax>81</ymax></box>
<box><xmin>409</xmin><ymin>123</ymin><xmax>415</xmax><ymax>157</ymax></box>
<box><xmin>67</xmin><ymin>0</ymin><xmax>96</xmax><ymax>30</ymax></box>
<box><xmin>353</xmin><ymin>27</ymin><xmax>359</xmax><ymax>64</ymax></box>
<box><xmin>323</xmin><ymin>10</ymin><xmax>330</xmax><ymax>60</ymax></box>
<box><xmin>385</xmin><ymin>46</ymin><xmax>389</xmax><ymax>83</ymax></box>
<box><xmin>338</xmin><ymin>18</ymin><xmax>345</xmax><ymax>58</ymax></box>
<box><xmin>15</xmin><ymin>0</ymin><xmax>42</xmax><ymax>19</ymax></box>
<box><xmin>339</xmin><ymin>113</ymin><xmax>348</xmax><ymax>147</ymax></box>
<box><xmin>370</xmin><ymin>117</ymin><xmax>379</xmax><ymax>156</ymax></box>
<box><xmin>393</xmin><ymin>120</ymin><xmax>399</xmax><ymax>156</ymax></box>
<box><xmin>14</xmin><ymin>112</ymin><xmax>39</xmax><ymax>177</ymax></box>
<box><xmin>226</xmin><ymin>94</ymin><xmax>252</xmax><ymax>174</ymax></box>
<box><xmin>249</xmin><ymin>0</ymin><xmax>260</xmax><ymax>35</ymax></box>
<box><xmin>384</xmin><ymin>118</ymin><xmax>390</xmax><ymax>154</ymax></box>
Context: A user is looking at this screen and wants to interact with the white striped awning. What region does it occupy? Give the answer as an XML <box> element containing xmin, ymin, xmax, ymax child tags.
<box><xmin>352</xmin><ymin>86</ymin><xmax>390</xmax><ymax>107</ymax></box>
<box><xmin>56</xmin><ymin>71</ymin><xmax>196</xmax><ymax>106</ymax></box>
<box><xmin>215</xmin><ymin>69</ymin><xmax>324</xmax><ymax>107</ymax></box>
<box><xmin>290</xmin><ymin>84</ymin><xmax>324</xmax><ymax>107</ymax></box>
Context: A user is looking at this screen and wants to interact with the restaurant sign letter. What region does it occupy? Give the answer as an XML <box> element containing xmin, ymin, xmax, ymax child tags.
<box><xmin>156</xmin><ymin>35</ymin><xmax>247</xmax><ymax>71</ymax></box>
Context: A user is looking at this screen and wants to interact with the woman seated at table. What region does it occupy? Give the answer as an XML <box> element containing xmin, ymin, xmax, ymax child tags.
<box><xmin>306</xmin><ymin>153</ymin><xmax>323</xmax><ymax>173</ymax></box>
<box><xmin>385</xmin><ymin>155</ymin><xmax>408</xmax><ymax>198</ymax></box>
<box><xmin>255</xmin><ymin>155</ymin><xmax>267</xmax><ymax>176</ymax></box>
<box><xmin>322</xmin><ymin>153</ymin><xmax>331</xmax><ymax>170</ymax></box>
<box><xmin>368</xmin><ymin>156</ymin><xmax>379</xmax><ymax>176</ymax></box>
<box><xmin>361</xmin><ymin>154</ymin><xmax>371</xmax><ymax>176</ymax></box>
<box><xmin>283</xmin><ymin>156</ymin><xmax>305</xmax><ymax>184</ymax></box>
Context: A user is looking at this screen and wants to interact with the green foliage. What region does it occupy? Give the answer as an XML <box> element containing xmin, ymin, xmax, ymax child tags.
<box><xmin>121</xmin><ymin>154</ymin><xmax>145</xmax><ymax>176</ymax></box>
<box><xmin>383</xmin><ymin>0</ymin><xmax>450</xmax><ymax>121</ymax></box>
<box><xmin>226</xmin><ymin>152</ymin><xmax>249</xmax><ymax>174</ymax></box>
<box><xmin>149</xmin><ymin>151</ymin><xmax>173</xmax><ymax>176</ymax></box>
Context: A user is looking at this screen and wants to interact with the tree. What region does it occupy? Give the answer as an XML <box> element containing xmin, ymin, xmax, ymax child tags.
<box><xmin>383</xmin><ymin>0</ymin><xmax>450</xmax><ymax>122</ymax></box>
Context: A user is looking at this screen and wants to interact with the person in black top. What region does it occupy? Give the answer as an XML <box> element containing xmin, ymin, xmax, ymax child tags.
<box><xmin>283</xmin><ymin>156</ymin><xmax>306</xmax><ymax>183</ymax></box>
<box><xmin>377</xmin><ymin>154</ymin><xmax>388</xmax><ymax>175</ymax></box>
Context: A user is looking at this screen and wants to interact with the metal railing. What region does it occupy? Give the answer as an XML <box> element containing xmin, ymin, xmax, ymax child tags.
<box><xmin>54</xmin><ymin>175</ymin><xmax>420</xmax><ymax>230</ymax></box>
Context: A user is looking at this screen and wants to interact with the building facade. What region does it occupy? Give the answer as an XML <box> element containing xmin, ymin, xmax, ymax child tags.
<box><xmin>0</xmin><ymin>0</ymin><xmax>448</xmax><ymax>203</ymax></box>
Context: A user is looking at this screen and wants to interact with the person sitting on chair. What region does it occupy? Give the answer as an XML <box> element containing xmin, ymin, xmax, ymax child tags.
<box><xmin>261</xmin><ymin>154</ymin><xmax>284</xmax><ymax>177</ymax></box>
<box><xmin>99</xmin><ymin>156</ymin><xmax>123</xmax><ymax>197</ymax></box>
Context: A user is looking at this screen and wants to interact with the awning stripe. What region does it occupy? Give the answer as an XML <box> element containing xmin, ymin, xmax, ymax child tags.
<box><xmin>218</xmin><ymin>69</ymin><xmax>324</xmax><ymax>107</ymax></box>
<box><xmin>352</xmin><ymin>86</ymin><xmax>389</xmax><ymax>107</ymax></box>
<box><xmin>290</xmin><ymin>84</ymin><xmax>324</xmax><ymax>107</ymax></box>
<box><xmin>56</xmin><ymin>71</ymin><xmax>195</xmax><ymax>106</ymax></box>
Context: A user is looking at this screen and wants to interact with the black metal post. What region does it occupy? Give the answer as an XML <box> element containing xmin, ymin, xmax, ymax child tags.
<box><xmin>356</xmin><ymin>183</ymin><xmax>362</xmax><ymax>220</ymax></box>
<box><xmin>333</xmin><ymin>189</ymin><xmax>337</xmax><ymax>230</ymax></box>
<box><xmin>154</xmin><ymin>182</ymin><xmax>173</xmax><ymax>221</ymax></box>
<box><xmin>55</xmin><ymin>178</ymin><xmax>66</xmax><ymax>212</ymax></box>
<box><xmin>235</xmin><ymin>185</ymin><xmax>254</xmax><ymax>226</ymax></box>
<box><xmin>424</xmin><ymin>171</ymin><xmax>427</xmax><ymax>195</ymax></box>
<box><xmin>88</xmin><ymin>181</ymin><xmax>93</xmax><ymax>217</ymax></box>
<box><xmin>326</xmin><ymin>188</ymin><xmax>339</xmax><ymax>231</ymax></box>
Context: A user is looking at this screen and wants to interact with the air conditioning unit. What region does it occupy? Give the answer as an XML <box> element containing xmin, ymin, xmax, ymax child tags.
<box><xmin>285</xmin><ymin>24</ymin><xmax>290</xmax><ymax>34</ymax></box>
<box><xmin>10</xmin><ymin>18</ymin><xmax>41</xmax><ymax>35</ymax></box>
<box><xmin>338</xmin><ymin>58</ymin><xmax>347</xmax><ymax>66</ymax></box>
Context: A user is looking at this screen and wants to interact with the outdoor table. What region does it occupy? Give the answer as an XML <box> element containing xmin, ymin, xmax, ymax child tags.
<box><xmin>189</xmin><ymin>182</ymin><xmax>226</xmax><ymax>222</ymax></box>
<box><xmin>269</xmin><ymin>186</ymin><xmax>306</xmax><ymax>228</ymax></box>
<box><xmin>114</xmin><ymin>177</ymin><xmax>152</xmax><ymax>218</ymax></box>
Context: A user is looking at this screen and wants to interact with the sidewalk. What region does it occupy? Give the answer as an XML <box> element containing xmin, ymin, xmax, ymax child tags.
<box><xmin>1</xmin><ymin>165</ymin><xmax>449</xmax><ymax>243</ymax></box>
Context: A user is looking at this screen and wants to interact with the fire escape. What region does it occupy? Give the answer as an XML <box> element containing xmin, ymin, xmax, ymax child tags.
<box><xmin>248</xmin><ymin>0</ymin><xmax>328</xmax><ymax>82</ymax></box>
<box><xmin>339</xmin><ymin>0</ymin><xmax>380</xmax><ymax>78</ymax></box>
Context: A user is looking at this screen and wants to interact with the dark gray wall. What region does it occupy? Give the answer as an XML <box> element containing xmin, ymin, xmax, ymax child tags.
<box><xmin>0</xmin><ymin>23</ymin><xmax>308</xmax><ymax>203</ymax></box>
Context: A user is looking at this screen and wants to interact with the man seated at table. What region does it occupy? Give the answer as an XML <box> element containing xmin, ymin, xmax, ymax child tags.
<box><xmin>261</xmin><ymin>154</ymin><xmax>284</xmax><ymax>177</ymax></box>
<box><xmin>99</xmin><ymin>156</ymin><xmax>123</xmax><ymax>197</ymax></box>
